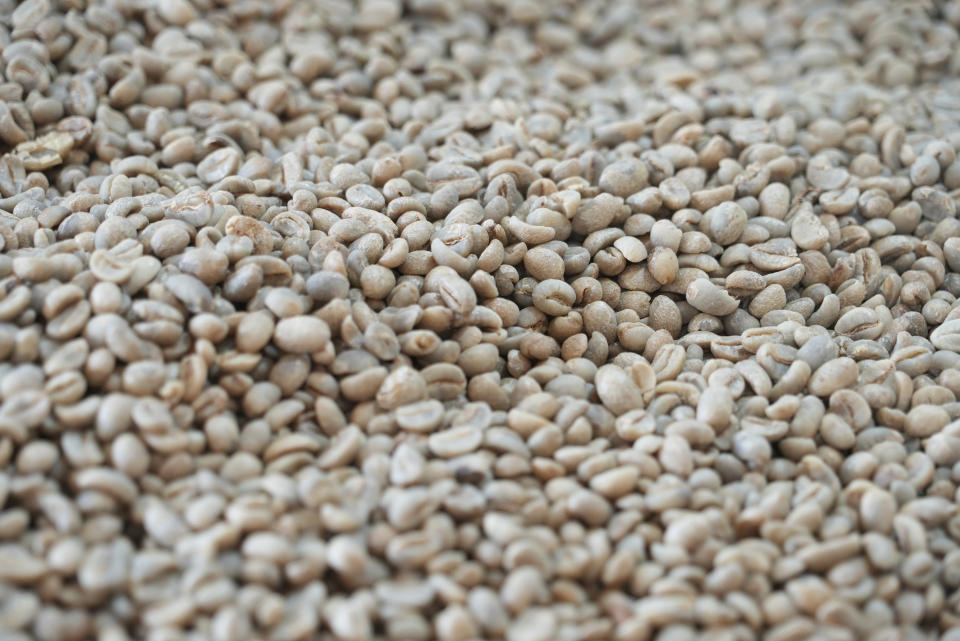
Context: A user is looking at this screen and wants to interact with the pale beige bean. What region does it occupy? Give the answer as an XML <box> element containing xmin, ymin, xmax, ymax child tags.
<box><xmin>273</xmin><ymin>316</ymin><xmax>330</xmax><ymax>354</ymax></box>
<box><xmin>686</xmin><ymin>279</ymin><xmax>739</xmax><ymax>316</ymax></box>
<box><xmin>808</xmin><ymin>358</ymin><xmax>858</xmax><ymax>397</ymax></box>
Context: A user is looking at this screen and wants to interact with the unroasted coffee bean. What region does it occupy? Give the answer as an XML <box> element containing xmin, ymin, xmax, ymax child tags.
<box><xmin>273</xmin><ymin>316</ymin><xmax>331</xmax><ymax>354</ymax></box>
<box><xmin>598</xmin><ymin>158</ymin><xmax>648</xmax><ymax>198</ymax></box>
<box><xmin>532</xmin><ymin>279</ymin><xmax>575</xmax><ymax>316</ymax></box>
<box><xmin>426</xmin><ymin>163</ymin><xmax>482</xmax><ymax>197</ymax></box>
<box><xmin>701</xmin><ymin>202</ymin><xmax>747</xmax><ymax>244</ymax></box>
<box><xmin>790</xmin><ymin>204</ymin><xmax>829</xmax><ymax>250</ymax></box>
<box><xmin>595</xmin><ymin>364</ymin><xmax>645</xmax><ymax>415</ymax></box>
<box><xmin>808</xmin><ymin>358</ymin><xmax>858</xmax><ymax>397</ymax></box>
<box><xmin>572</xmin><ymin>193</ymin><xmax>623</xmax><ymax>236</ymax></box>
<box><xmin>686</xmin><ymin>279</ymin><xmax>739</xmax><ymax>316</ymax></box>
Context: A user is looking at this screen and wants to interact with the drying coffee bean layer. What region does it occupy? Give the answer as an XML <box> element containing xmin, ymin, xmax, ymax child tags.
<box><xmin>1</xmin><ymin>1</ymin><xmax>960</xmax><ymax>640</ymax></box>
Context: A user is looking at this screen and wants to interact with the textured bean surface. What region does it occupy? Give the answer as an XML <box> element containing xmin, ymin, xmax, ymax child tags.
<box><xmin>2</xmin><ymin>1</ymin><xmax>960</xmax><ymax>641</ymax></box>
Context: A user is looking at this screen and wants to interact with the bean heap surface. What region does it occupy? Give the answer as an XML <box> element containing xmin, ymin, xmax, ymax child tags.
<box><xmin>2</xmin><ymin>1</ymin><xmax>960</xmax><ymax>641</ymax></box>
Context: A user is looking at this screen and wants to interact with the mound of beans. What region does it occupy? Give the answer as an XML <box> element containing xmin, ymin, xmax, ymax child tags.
<box><xmin>2</xmin><ymin>0</ymin><xmax>960</xmax><ymax>640</ymax></box>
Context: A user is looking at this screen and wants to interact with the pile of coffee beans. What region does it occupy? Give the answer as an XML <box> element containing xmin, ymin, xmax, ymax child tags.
<box><xmin>1</xmin><ymin>1</ymin><xmax>960</xmax><ymax>640</ymax></box>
